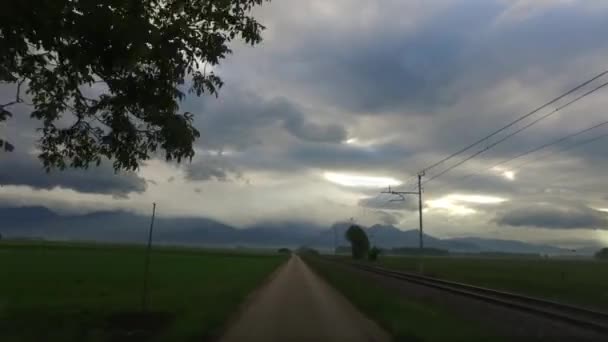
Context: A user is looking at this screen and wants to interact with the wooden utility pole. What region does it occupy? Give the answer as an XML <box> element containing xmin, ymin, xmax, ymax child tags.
<box><xmin>141</xmin><ymin>202</ymin><xmax>156</xmax><ymax>312</ymax></box>
<box><xmin>418</xmin><ymin>173</ymin><xmax>424</xmax><ymax>249</ymax></box>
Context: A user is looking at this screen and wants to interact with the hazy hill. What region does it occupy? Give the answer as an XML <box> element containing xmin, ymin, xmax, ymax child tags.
<box><xmin>0</xmin><ymin>206</ymin><xmax>590</xmax><ymax>254</ymax></box>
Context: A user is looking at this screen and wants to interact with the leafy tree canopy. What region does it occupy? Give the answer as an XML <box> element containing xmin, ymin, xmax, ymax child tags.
<box><xmin>0</xmin><ymin>0</ymin><xmax>269</xmax><ymax>171</ymax></box>
<box><xmin>345</xmin><ymin>224</ymin><xmax>370</xmax><ymax>260</ymax></box>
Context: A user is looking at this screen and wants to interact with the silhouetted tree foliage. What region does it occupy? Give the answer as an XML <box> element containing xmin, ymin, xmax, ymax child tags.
<box><xmin>345</xmin><ymin>225</ymin><xmax>369</xmax><ymax>260</ymax></box>
<box><xmin>0</xmin><ymin>0</ymin><xmax>269</xmax><ymax>171</ymax></box>
<box><xmin>277</xmin><ymin>248</ymin><xmax>291</xmax><ymax>254</ymax></box>
<box><xmin>595</xmin><ymin>248</ymin><xmax>608</xmax><ymax>260</ymax></box>
<box><xmin>0</xmin><ymin>139</ymin><xmax>14</xmax><ymax>152</ymax></box>
<box><xmin>368</xmin><ymin>246</ymin><xmax>381</xmax><ymax>261</ymax></box>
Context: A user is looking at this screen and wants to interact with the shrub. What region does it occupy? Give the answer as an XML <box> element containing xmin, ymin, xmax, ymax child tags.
<box><xmin>595</xmin><ymin>248</ymin><xmax>608</xmax><ymax>260</ymax></box>
<box><xmin>368</xmin><ymin>246</ymin><xmax>382</xmax><ymax>261</ymax></box>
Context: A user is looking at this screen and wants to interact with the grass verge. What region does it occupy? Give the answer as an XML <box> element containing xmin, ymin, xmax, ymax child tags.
<box><xmin>305</xmin><ymin>257</ymin><xmax>503</xmax><ymax>342</ymax></box>
<box><xmin>376</xmin><ymin>256</ymin><xmax>608</xmax><ymax>311</ymax></box>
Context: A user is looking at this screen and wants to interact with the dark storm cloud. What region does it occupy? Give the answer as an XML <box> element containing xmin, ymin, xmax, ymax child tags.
<box><xmin>495</xmin><ymin>203</ymin><xmax>608</xmax><ymax>229</ymax></box>
<box><xmin>287</xmin><ymin>142</ymin><xmax>413</xmax><ymax>171</ymax></box>
<box><xmin>283</xmin><ymin>115</ymin><xmax>346</xmax><ymax>144</ymax></box>
<box><xmin>185</xmin><ymin>88</ymin><xmax>347</xmax><ymax>151</ymax></box>
<box><xmin>185</xmin><ymin>156</ymin><xmax>241</xmax><ymax>182</ymax></box>
<box><xmin>182</xmin><ymin>124</ymin><xmax>416</xmax><ymax>178</ymax></box>
<box><xmin>0</xmin><ymin>152</ymin><xmax>147</xmax><ymax>196</ymax></box>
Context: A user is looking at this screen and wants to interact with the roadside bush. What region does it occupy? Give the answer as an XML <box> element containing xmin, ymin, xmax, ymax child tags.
<box><xmin>368</xmin><ymin>246</ymin><xmax>382</xmax><ymax>261</ymax></box>
<box><xmin>595</xmin><ymin>248</ymin><xmax>608</xmax><ymax>260</ymax></box>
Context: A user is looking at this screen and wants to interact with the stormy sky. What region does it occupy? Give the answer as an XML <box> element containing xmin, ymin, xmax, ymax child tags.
<box><xmin>1</xmin><ymin>0</ymin><xmax>608</xmax><ymax>247</ymax></box>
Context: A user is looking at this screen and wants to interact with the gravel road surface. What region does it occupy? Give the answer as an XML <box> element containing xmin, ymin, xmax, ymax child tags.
<box><xmin>219</xmin><ymin>254</ymin><xmax>391</xmax><ymax>342</ymax></box>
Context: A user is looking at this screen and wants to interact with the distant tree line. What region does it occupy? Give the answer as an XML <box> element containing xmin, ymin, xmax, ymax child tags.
<box><xmin>390</xmin><ymin>247</ymin><xmax>449</xmax><ymax>256</ymax></box>
<box><xmin>337</xmin><ymin>242</ymin><xmax>449</xmax><ymax>258</ymax></box>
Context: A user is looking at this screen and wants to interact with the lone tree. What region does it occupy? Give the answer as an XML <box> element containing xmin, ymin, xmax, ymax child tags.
<box><xmin>0</xmin><ymin>0</ymin><xmax>269</xmax><ymax>171</ymax></box>
<box><xmin>595</xmin><ymin>248</ymin><xmax>608</xmax><ymax>260</ymax></box>
<box><xmin>345</xmin><ymin>224</ymin><xmax>370</xmax><ymax>260</ymax></box>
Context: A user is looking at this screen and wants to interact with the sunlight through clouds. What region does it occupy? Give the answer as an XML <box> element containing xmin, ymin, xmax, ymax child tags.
<box><xmin>596</xmin><ymin>229</ymin><xmax>608</xmax><ymax>246</ymax></box>
<box><xmin>426</xmin><ymin>198</ymin><xmax>477</xmax><ymax>216</ymax></box>
<box><xmin>503</xmin><ymin>171</ymin><xmax>516</xmax><ymax>181</ymax></box>
<box><xmin>447</xmin><ymin>194</ymin><xmax>508</xmax><ymax>204</ymax></box>
<box><xmin>426</xmin><ymin>194</ymin><xmax>508</xmax><ymax>216</ymax></box>
<box><xmin>492</xmin><ymin>166</ymin><xmax>516</xmax><ymax>181</ymax></box>
<box><xmin>323</xmin><ymin>172</ymin><xmax>402</xmax><ymax>188</ymax></box>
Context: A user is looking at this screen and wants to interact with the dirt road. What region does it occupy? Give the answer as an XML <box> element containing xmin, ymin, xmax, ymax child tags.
<box><xmin>219</xmin><ymin>254</ymin><xmax>391</xmax><ymax>342</ymax></box>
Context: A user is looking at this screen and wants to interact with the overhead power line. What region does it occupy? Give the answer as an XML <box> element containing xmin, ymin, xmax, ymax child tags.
<box><xmin>533</xmin><ymin>134</ymin><xmax>608</xmax><ymax>187</ymax></box>
<box><xmin>431</xmin><ymin>131</ymin><xmax>608</xmax><ymax>194</ymax></box>
<box><xmin>434</xmin><ymin>119</ymin><xmax>608</xmax><ymax>189</ymax></box>
<box><xmin>423</xmin><ymin>80</ymin><xmax>608</xmax><ymax>185</ymax></box>
<box><xmin>489</xmin><ymin>120</ymin><xmax>608</xmax><ymax>169</ymax></box>
<box><xmin>503</xmin><ymin>132</ymin><xmax>608</xmax><ymax>189</ymax></box>
<box><xmin>421</xmin><ymin>70</ymin><xmax>608</xmax><ymax>174</ymax></box>
<box><xmin>510</xmin><ymin>131</ymin><xmax>608</xmax><ymax>171</ymax></box>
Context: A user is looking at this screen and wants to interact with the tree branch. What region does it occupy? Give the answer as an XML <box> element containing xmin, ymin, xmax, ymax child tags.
<box><xmin>0</xmin><ymin>78</ymin><xmax>27</xmax><ymax>109</ymax></box>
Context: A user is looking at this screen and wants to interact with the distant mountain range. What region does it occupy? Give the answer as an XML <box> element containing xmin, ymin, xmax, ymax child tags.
<box><xmin>0</xmin><ymin>206</ymin><xmax>601</xmax><ymax>255</ymax></box>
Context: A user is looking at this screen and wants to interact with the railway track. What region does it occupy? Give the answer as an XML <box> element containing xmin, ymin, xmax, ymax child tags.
<box><xmin>339</xmin><ymin>260</ymin><xmax>608</xmax><ymax>334</ymax></box>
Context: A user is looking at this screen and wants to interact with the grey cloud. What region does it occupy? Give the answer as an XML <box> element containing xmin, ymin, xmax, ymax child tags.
<box><xmin>495</xmin><ymin>203</ymin><xmax>608</xmax><ymax>229</ymax></box>
<box><xmin>376</xmin><ymin>211</ymin><xmax>403</xmax><ymax>226</ymax></box>
<box><xmin>184</xmin><ymin>135</ymin><xmax>416</xmax><ymax>179</ymax></box>
<box><xmin>0</xmin><ymin>152</ymin><xmax>146</xmax><ymax>196</ymax></box>
<box><xmin>358</xmin><ymin>195</ymin><xmax>417</xmax><ymax>212</ymax></box>
<box><xmin>287</xmin><ymin>142</ymin><xmax>413</xmax><ymax>172</ymax></box>
<box><xmin>186</xmin><ymin>88</ymin><xmax>347</xmax><ymax>151</ymax></box>
<box><xmin>185</xmin><ymin>156</ymin><xmax>241</xmax><ymax>182</ymax></box>
<box><xmin>276</xmin><ymin>1</ymin><xmax>608</xmax><ymax>115</ymax></box>
<box><xmin>201</xmin><ymin>0</ymin><xmax>608</xmax><ymax>218</ymax></box>
<box><xmin>183</xmin><ymin>0</ymin><xmax>608</xmax><ymax>188</ymax></box>
<box><xmin>283</xmin><ymin>115</ymin><xmax>346</xmax><ymax>143</ymax></box>
<box><xmin>432</xmin><ymin>169</ymin><xmax>526</xmax><ymax>198</ymax></box>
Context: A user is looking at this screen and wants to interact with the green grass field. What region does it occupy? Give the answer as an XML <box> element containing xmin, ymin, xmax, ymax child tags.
<box><xmin>305</xmin><ymin>257</ymin><xmax>503</xmax><ymax>341</ymax></box>
<box><xmin>376</xmin><ymin>256</ymin><xmax>608</xmax><ymax>311</ymax></box>
<box><xmin>0</xmin><ymin>241</ymin><xmax>285</xmax><ymax>342</ymax></box>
